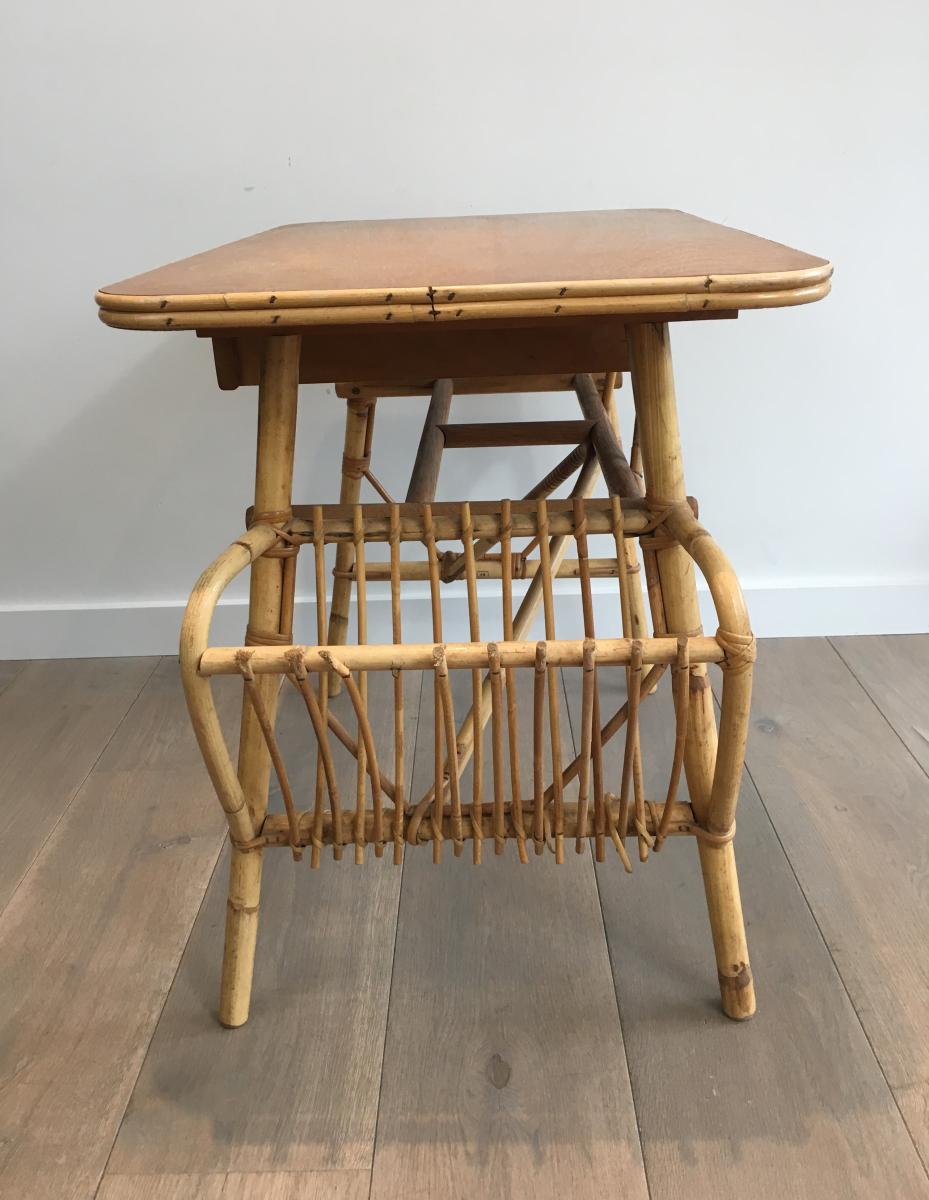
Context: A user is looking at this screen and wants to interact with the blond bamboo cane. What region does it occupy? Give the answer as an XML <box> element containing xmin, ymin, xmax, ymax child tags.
<box><xmin>256</xmin><ymin>797</ymin><xmax>697</xmax><ymax>848</ymax></box>
<box><xmin>220</xmin><ymin>333</ymin><xmax>301</xmax><ymax>1029</ymax></box>
<box><xmin>405</xmin><ymin>448</ymin><xmax>602</xmax><ymax>829</ymax></box>
<box><xmin>389</xmin><ymin>504</ymin><xmax>405</xmax><ymax>864</ymax></box>
<box><xmin>406</xmin><ymin>379</ymin><xmax>453</xmax><ymax>502</ymax></box>
<box><xmin>328</xmin><ymin>397</ymin><xmax>376</xmax><ymax>694</ymax></box>
<box><xmin>628</xmin><ymin>320</ymin><xmax>755</xmax><ymax>1020</ymax></box>
<box><xmin>289</xmin><ymin>497</ymin><xmax>657</xmax><ymax>543</ymax></box>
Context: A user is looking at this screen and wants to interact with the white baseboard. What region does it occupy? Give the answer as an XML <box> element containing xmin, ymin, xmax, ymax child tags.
<box><xmin>1</xmin><ymin>579</ymin><xmax>927</xmax><ymax>660</ymax></box>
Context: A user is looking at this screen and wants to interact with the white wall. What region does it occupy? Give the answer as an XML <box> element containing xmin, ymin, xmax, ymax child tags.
<box><xmin>1</xmin><ymin>0</ymin><xmax>928</xmax><ymax>657</ymax></box>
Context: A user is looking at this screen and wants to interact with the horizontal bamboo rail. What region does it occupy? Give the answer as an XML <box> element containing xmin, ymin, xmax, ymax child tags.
<box><xmin>199</xmin><ymin>635</ymin><xmax>726</xmax><ymax>677</ymax></box>
<box><xmin>279</xmin><ymin>496</ymin><xmax>675</xmax><ymax>543</ymax></box>
<box><xmin>438</xmin><ymin>420</ymin><xmax>593</xmax><ymax>448</ymax></box>
<box><xmin>249</xmin><ymin>799</ymin><xmax>698</xmax><ymax>850</ymax></box>
<box><xmin>350</xmin><ymin>557</ymin><xmax>627</xmax><ymax>581</ymax></box>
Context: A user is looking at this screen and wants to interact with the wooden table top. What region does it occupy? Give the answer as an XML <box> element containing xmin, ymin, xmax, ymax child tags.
<box><xmin>96</xmin><ymin>209</ymin><xmax>831</xmax><ymax>332</ymax></box>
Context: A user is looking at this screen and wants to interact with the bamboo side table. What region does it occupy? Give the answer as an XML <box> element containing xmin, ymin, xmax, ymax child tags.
<box><xmin>96</xmin><ymin>209</ymin><xmax>831</xmax><ymax>1028</ymax></box>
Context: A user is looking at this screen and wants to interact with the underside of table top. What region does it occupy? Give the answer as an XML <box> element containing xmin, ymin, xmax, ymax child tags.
<box><xmin>96</xmin><ymin>209</ymin><xmax>831</xmax><ymax>332</ymax></box>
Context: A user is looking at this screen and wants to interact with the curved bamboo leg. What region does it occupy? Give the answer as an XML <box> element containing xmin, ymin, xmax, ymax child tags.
<box><xmin>628</xmin><ymin>321</ymin><xmax>755</xmax><ymax>1021</ymax></box>
<box><xmin>220</xmin><ymin>334</ymin><xmax>301</xmax><ymax>1028</ymax></box>
<box><xmin>327</xmin><ymin>396</ymin><xmax>376</xmax><ymax>696</ymax></box>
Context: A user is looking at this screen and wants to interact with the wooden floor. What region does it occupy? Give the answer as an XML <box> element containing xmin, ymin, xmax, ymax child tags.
<box><xmin>1</xmin><ymin>637</ymin><xmax>928</xmax><ymax>1199</ymax></box>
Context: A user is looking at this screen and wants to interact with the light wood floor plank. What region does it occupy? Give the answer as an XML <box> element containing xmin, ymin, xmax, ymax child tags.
<box><xmin>98</xmin><ymin>1168</ymin><xmax>370</xmax><ymax>1200</ymax></box>
<box><xmin>741</xmin><ymin>637</ymin><xmax>929</xmax><ymax>1172</ymax></box>
<box><xmin>98</xmin><ymin>1174</ymin><xmax>227</xmax><ymax>1200</ymax></box>
<box><xmin>104</xmin><ymin>672</ymin><xmax>419</xmax><ymax>1178</ymax></box>
<box><xmin>0</xmin><ymin>658</ymin><xmax>233</xmax><ymax>1200</ymax></box>
<box><xmin>0</xmin><ymin>656</ymin><xmax>156</xmax><ymax>912</ymax></box>
<box><xmin>831</xmin><ymin>634</ymin><xmax>929</xmax><ymax>775</ymax></box>
<box><xmin>370</xmin><ymin>670</ymin><xmax>649</xmax><ymax>1200</ymax></box>
<box><xmin>585</xmin><ymin>657</ymin><xmax>929</xmax><ymax>1198</ymax></box>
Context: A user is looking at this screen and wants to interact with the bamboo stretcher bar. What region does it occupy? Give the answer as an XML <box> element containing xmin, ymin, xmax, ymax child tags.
<box><xmin>406</xmin><ymin>378</ymin><xmax>453</xmax><ymax>502</ymax></box>
<box><xmin>357</xmin><ymin>557</ymin><xmax>626</xmax><ymax>581</ymax></box>
<box><xmin>199</xmin><ymin>635</ymin><xmax>725</xmax><ymax>678</ymax></box>
<box><xmin>410</xmin><ymin>445</ymin><xmax>604</xmax><ymax>828</ymax></box>
<box><xmin>574</xmin><ymin>373</ymin><xmax>641</xmax><ymax>496</ymax></box>
<box><xmin>253</xmin><ymin>799</ymin><xmax>698</xmax><ymax>849</ymax></box>
<box><xmin>283</xmin><ymin>496</ymin><xmax>669</xmax><ymax>542</ymax></box>
<box><xmin>438</xmin><ymin>419</ymin><xmax>594</xmax><ymax>448</ymax></box>
<box><xmin>440</xmin><ymin>440</ymin><xmax>591</xmax><ymax>584</ymax></box>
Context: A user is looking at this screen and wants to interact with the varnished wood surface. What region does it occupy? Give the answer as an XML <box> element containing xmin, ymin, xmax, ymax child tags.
<box><xmin>1</xmin><ymin>639</ymin><xmax>927</xmax><ymax>1199</ymax></box>
<box><xmin>214</xmin><ymin>320</ymin><xmax>636</xmax><ymax>390</ymax></box>
<box><xmin>96</xmin><ymin>209</ymin><xmax>831</xmax><ymax>330</ymax></box>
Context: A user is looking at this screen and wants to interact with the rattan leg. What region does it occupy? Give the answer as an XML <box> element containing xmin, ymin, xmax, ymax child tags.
<box><xmin>628</xmin><ymin>321</ymin><xmax>755</xmax><ymax>1020</ymax></box>
<box><xmin>219</xmin><ymin>334</ymin><xmax>301</xmax><ymax>1028</ymax></box>
<box><xmin>326</xmin><ymin>396</ymin><xmax>376</xmax><ymax>695</ymax></box>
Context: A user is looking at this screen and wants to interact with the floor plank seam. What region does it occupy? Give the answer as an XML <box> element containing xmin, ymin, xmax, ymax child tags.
<box><xmin>0</xmin><ymin>654</ymin><xmax>161</xmax><ymax>925</ymax></box>
<box><xmin>827</xmin><ymin>637</ymin><xmax>929</xmax><ymax>787</ymax></box>
<box><xmin>0</xmin><ymin>660</ymin><xmax>26</xmax><ymax>699</ymax></box>
<box><xmin>91</xmin><ymin>826</ymin><xmax>233</xmax><ymax>1200</ymax></box>
<box><xmin>737</xmin><ymin>741</ymin><xmax>929</xmax><ymax>1183</ymax></box>
<box><xmin>368</xmin><ymin>670</ymin><xmax>423</xmax><ymax>1200</ymax></box>
<box><xmin>593</xmin><ymin>863</ymin><xmax>655</xmax><ymax>1200</ymax></box>
<box><xmin>559</xmin><ymin>668</ymin><xmax>654</xmax><ymax>1200</ymax></box>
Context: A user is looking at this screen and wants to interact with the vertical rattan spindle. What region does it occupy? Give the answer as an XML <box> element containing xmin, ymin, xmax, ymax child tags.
<box><xmin>500</xmin><ymin>498</ymin><xmax>528</xmax><ymax>863</ymax></box>
<box><xmin>389</xmin><ymin>504</ymin><xmax>405</xmax><ymax>864</ymax></box>
<box><xmin>353</xmin><ymin>506</ymin><xmax>372</xmax><ymax>860</ymax></box>
<box><xmin>536</xmin><ymin>499</ymin><xmax>565</xmax><ymax>863</ymax></box>
<box><xmin>313</xmin><ymin>505</ymin><xmax>339</xmax><ymax>864</ymax></box>
<box><xmin>423</xmin><ymin>504</ymin><xmax>445</xmax><ymax>863</ymax></box>
<box><xmin>460</xmin><ymin>502</ymin><xmax>485</xmax><ymax>863</ymax></box>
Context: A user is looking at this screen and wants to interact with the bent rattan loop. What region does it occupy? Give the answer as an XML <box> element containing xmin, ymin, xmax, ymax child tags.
<box><xmin>575</xmin><ymin>639</ymin><xmax>597</xmax><ymax>854</ymax></box>
<box><xmin>285</xmin><ymin>649</ymin><xmax>343</xmax><ymax>859</ymax></box>
<box><xmin>322</xmin><ymin>650</ymin><xmax>384</xmax><ymax>861</ymax></box>
<box><xmin>655</xmin><ymin>635</ymin><xmax>691</xmax><ymax>849</ymax></box>
<box><xmin>434</xmin><ymin>645</ymin><xmax>464</xmax><ymax>856</ymax></box>
<box><xmin>234</xmin><ymin>649</ymin><xmax>303</xmax><ymax>860</ymax></box>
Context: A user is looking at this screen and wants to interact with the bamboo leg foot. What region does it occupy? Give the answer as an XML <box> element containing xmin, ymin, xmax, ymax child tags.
<box><xmin>628</xmin><ymin>320</ymin><xmax>756</xmax><ymax>1021</ymax></box>
<box><xmin>216</xmin><ymin>333</ymin><xmax>300</xmax><ymax>1028</ymax></box>
<box><xmin>699</xmin><ymin>841</ymin><xmax>755</xmax><ymax>1020</ymax></box>
<box><xmin>219</xmin><ymin>847</ymin><xmax>263</xmax><ymax>1028</ymax></box>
